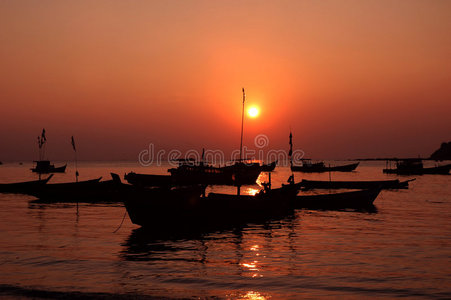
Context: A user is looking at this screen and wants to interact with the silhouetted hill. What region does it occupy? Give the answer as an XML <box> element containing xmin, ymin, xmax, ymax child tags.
<box><xmin>430</xmin><ymin>142</ymin><xmax>451</xmax><ymax>160</ymax></box>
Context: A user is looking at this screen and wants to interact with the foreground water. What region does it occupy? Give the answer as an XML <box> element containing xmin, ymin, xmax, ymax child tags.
<box><xmin>0</xmin><ymin>161</ymin><xmax>450</xmax><ymax>299</ymax></box>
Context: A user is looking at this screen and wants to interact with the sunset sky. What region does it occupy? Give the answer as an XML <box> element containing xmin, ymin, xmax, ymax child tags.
<box><xmin>1</xmin><ymin>1</ymin><xmax>450</xmax><ymax>161</ymax></box>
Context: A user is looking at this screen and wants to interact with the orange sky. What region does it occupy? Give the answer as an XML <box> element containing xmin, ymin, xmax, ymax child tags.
<box><xmin>1</xmin><ymin>1</ymin><xmax>450</xmax><ymax>161</ymax></box>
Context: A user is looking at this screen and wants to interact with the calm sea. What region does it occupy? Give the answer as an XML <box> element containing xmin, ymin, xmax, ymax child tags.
<box><xmin>0</xmin><ymin>161</ymin><xmax>450</xmax><ymax>299</ymax></box>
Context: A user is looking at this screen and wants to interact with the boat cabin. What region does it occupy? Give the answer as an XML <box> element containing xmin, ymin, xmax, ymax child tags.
<box><xmin>396</xmin><ymin>159</ymin><xmax>424</xmax><ymax>170</ymax></box>
<box><xmin>33</xmin><ymin>160</ymin><xmax>54</xmax><ymax>169</ymax></box>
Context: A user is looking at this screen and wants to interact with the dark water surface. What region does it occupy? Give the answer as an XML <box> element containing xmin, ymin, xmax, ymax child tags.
<box><xmin>0</xmin><ymin>161</ymin><xmax>450</xmax><ymax>299</ymax></box>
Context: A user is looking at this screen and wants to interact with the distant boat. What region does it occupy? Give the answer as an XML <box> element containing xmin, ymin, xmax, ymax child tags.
<box><xmin>28</xmin><ymin>177</ymin><xmax>110</xmax><ymax>202</ymax></box>
<box><xmin>0</xmin><ymin>175</ymin><xmax>53</xmax><ymax>194</ymax></box>
<box><xmin>168</xmin><ymin>158</ymin><xmax>235</xmax><ymax>185</ymax></box>
<box><xmin>291</xmin><ymin>160</ymin><xmax>359</xmax><ymax>172</ymax></box>
<box><xmin>30</xmin><ymin>173</ymin><xmax>204</xmax><ymax>203</ymax></box>
<box><xmin>300</xmin><ymin>178</ymin><xmax>415</xmax><ymax>190</ymax></box>
<box><xmin>127</xmin><ymin>158</ymin><xmax>262</xmax><ymax>187</ymax></box>
<box><xmin>260</xmin><ymin>160</ymin><xmax>277</xmax><ymax>172</ymax></box>
<box><xmin>383</xmin><ymin>159</ymin><xmax>451</xmax><ymax>175</ymax></box>
<box><xmin>31</xmin><ymin>129</ymin><xmax>66</xmax><ymax>174</ymax></box>
<box><xmin>31</xmin><ymin>160</ymin><xmax>67</xmax><ymax>173</ymax></box>
<box><xmin>293</xmin><ymin>188</ymin><xmax>382</xmax><ymax>209</ymax></box>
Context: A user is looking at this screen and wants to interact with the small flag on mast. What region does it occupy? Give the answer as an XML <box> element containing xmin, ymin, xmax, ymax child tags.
<box><xmin>38</xmin><ymin>128</ymin><xmax>47</xmax><ymax>148</ymax></box>
<box><xmin>71</xmin><ymin>136</ymin><xmax>76</xmax><ymax>151</ymax></box>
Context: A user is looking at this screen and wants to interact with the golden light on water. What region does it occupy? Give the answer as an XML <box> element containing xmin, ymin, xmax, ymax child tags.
<box><xmin>246</xmin><ymin>188</ymin><xmax>260</xmax><ymax>196</ymax></box>
<box><xmin>239</xmin><ymin>291</ymin><xmax>269</xmax><ymax>300</ymax></box>
<box><xmin>241</xmin><ymin>262</ymin><xmax>258</xmax><ymax>270</ymax></box>
<box><xmin>247</xmin><ymin>106</ymin><xmax>259</xmax><ymax>118</ymax></box>
<box><xmin>250</xmin><ymin>245</ymin><xmax>259</xmax><ymax>251</ymax></box>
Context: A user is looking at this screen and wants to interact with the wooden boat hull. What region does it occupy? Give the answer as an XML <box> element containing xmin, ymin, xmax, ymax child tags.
<box><xmin>27</xmin><ymin>177</ymin><xmax>121</xmax><ymax>202</ymax></box>
<box><xmin>124</xmin><ymin>185</ymin><xmax>207</xmax><ymax>227</ymax></box>
<box><xmin>300</xmin><ymin>178</ymin><xmax>414</xmax><ymax>190</ymax></box>
<box><xmin>383</xmin><ymin>164</ymin><xmax>451</xmax><ymax>175</ymax></box>
<box><xmin>0</xmin><ymin>175</ymin><xmax>53</xmax><ymax>194</ymax></box>
<box><xmin>291</xmin><ymin>162</ymin><xmax>359</xmax><ymax>173</ymax></box>
<box><xmin>293</xmin><ymin>188</ymin><xmax>381</xmax><ymax>209</ymax></box>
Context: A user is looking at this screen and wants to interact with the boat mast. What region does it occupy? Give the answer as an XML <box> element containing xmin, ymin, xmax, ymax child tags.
<box><xmin>239</xmin><ymin>88</ymin><xmax>245</xmax><ymax>161</ymax></box>
<box><xmin>288</xmin><ymin>130</ymin><xmax>295</xmax><ymax>184</ymax></box>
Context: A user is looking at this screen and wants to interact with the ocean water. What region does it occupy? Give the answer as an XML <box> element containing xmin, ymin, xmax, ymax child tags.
<box><xmin>0</xmin><ymin>161</ymin><xmax>450</xmax><ymax>299</ymax></box>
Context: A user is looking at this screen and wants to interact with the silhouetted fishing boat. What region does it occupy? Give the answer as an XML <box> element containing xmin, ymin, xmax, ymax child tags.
<box><xmin>124</xmin><ymin>172</ymin><xmax>173</xmax><ymax>187</ymax></box>
<box><xmin>300</xmin><ymin>178</ymin><xmax>415</xmax><ymax>190</ymax></box>
<box><xmin>31</xmin><ymin>160</ymin><xmax>67</xmax><ymax>173</ymax></box>
<box><xmin>293</xmin><ymin>188</ymin><xmax>382</xmax><ymax>209</ymax></box>
<box><xmin>0</xmin><ymin>175</ymin><xmax>53</xmax><ymax>194</ymax></box>
<box><xmin>291</xmin><ymin>160</ymin><xmax>359</xmax><ymax>172</ymax></box>
<box><xmin>27</xmin><ymin>177</ymin><xmax>118</xmax><ymax>202</ymax></box>
<box><xmin>125</xmin><ymin>181</ymin><xmax>300</xmax><ymax>228</ymax></box>
<box><xmin>260</xmin><ymin>160</ymin><xmax>277</xmax><ymax>172</ymax></box>
<box><xmin>219</xmin><ymin>160</ymin><xmax>262</xmax><ymax>185</ymax></box>
<box><xmin>31</xmin><ymin>129</ymin><xmax>67</xmax><ymax>173</ymax></box>
<box><xmin>168</xmin><ymin>158</ymin><xmax>234</xmax><ymax>185</ymax></box>
<box><xmin>210</xmin><ymin>88</ymin><xmax>261</xmax><ymax>185</ymax></box>
<box><xmin>383</xmin><ymin>159</ymin><xmax>451</xmax><ymax>175</ymax></box>
<box><xmin>168</xmin><ymin>151</ymin><xmax>261</xmax><ymax>186</ymax></box>
<box><xmin>167</xmin><ymin>89</ymin><xmax>265</xmax><ymax>186</ymax></box>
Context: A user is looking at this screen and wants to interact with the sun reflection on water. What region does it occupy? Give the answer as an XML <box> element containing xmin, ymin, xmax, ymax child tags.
<box><xmin>238</xmin><ymin>291</ymin><xmax>270</xmax><ymax>300</ymax></box>
<box><xmin>241</xmin><ymin>261</ymin><xmax>258</xmax><ymax>270</ymax></box>
<box><xmin>245</xmin><ymin>187</ymin><xmax>260</xmax><ymax>196</ymax></box>
<box><xmin>250</xmin><ymin>245</ymin><xmax>259</xmax><ymax>251</ymax></box>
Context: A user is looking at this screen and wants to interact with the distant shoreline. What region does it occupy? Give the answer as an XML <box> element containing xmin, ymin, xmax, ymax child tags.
<box><xmin>349</xmin><ymin>158</ymin><xmax>447</xmax><ymax>161</ymax></box>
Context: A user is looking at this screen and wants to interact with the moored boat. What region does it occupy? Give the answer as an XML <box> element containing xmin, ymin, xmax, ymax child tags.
<box><xmin>168</xmin><ymin>156</ymin><xmax>261</xmax><ymax>186</ymax></box>
<box><xmin>31</xmin><ymin>160</ymin><xmax>67</xmax><ymax>173</ymax></box>
<box><xmin>0</xmin><ymin>175</ymin><xmax>53</xmax><ymax>194</ymax></box>
<box><xmin>168</xmin><ymin>158</ymin><xmax>233</xmax><ymax>185</ymax></box>
<box><xmin>300</xmin><ymin>178</ymin><xmax>414</xmax><ymax>190</ymax></box>
<box><xmin>124</xmin><ymin>182</ymin><xmax>300</xmax><ymax>228</ymax></box>
<box><xmin>383</xmin><ymin>159</ymin><xmax>451</xmax><ymax>175</ymax></box>
<box><xmin>293</xmin><ymin>188</ymin><xmax>382</xmax><ymax>209</ymax></box>
<box><xmin>209</xmin><ymin>88</ymin><xmax>261</xmax><ymax>185</ymax></box>
<box><xmin>291</xmin><ymin>160</ymin><xmax>359</xmax><ymax>173</ymax></box>
<box><xmin>31</xmin><ymin>129</ymin><xmax>67</xmax><ymax>173</ymax></box>
<box><xmin>27</xmin><ymin>177</ymin><xmax>118</xmax><ymax>202</ymax></box>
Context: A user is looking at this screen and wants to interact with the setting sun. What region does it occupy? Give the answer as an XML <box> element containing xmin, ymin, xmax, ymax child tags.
<box><xmin>248</xmin><ymin>106</ymin><xmax>259</xmax><ymax>118</ymax></box>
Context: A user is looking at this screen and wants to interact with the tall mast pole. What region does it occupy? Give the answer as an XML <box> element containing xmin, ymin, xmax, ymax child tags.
<box><xmin>239</xmin><ymin>88</ymin><xmax>245</xmax><ymax>161</ymax></box>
